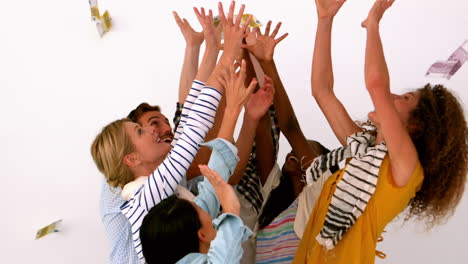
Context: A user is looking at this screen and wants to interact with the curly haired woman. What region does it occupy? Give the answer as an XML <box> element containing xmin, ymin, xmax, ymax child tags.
<box><xmin>293</xmin><ymin>0</ymin><xmax>467</xmax><ymax>263</ymax></box>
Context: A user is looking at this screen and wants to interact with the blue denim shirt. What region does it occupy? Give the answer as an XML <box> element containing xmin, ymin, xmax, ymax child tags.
<box><xmin>177</xmin><ymin>139</ymin><xmax>253</xmax><ymax>264</ymax></box>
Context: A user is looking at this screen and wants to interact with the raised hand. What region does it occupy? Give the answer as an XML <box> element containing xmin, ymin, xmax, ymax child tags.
<box><xmin>199</xmin><ymin>164</ymin><xmax>240</xmax><ymax>215</ymax></box>
<box><xmin>194</xmin><ymin>7</ymin><xmax>221</xmax><ymax>50</ymax></box>
<box><xmin>218</xmin><ymin>1</ymin><xmax>252</xmax><ymax>62</ymax></box>
<box><xmin>362</xmin><ymin>0</ymin><xmax>395</xmax><ymax>28</ymax></box>
<box><xmin>242</xmin><ymin>21</ymin><xmax>288</xmax><ymax>62</ymax></box>
<box><xmin>172</xmin><ymin>11</ymin><xmax>204</xmax><ymax>47</ymax></box>
<box><xmin>245</xmin><ymin>75</ymin><xmax>275</xmax><ymax>121</ymax></box>
<box><xmin>218</xmin><ymin>60</ymin><xmax>257</xmax><ymax>111</ymax></box>
<box><xmin>315</xmin><ymin>0</ymin><xmax>346</xmax><ymax>20</ymax></box>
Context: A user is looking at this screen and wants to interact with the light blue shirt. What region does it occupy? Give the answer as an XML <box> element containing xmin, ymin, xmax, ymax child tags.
<box><xmin>99</xmin><ymin>138</ymin><xmax>249</xmax><ymax>264</ymax></box>
<box><xmin>177</xmin><ymin>139</ymin><xmax>253</xmax><ymax>264</ymax></box>
<box><xmin>100</xmin><ymin>183</ymin><xmax>140</xmax><ymax>264</ymax></box>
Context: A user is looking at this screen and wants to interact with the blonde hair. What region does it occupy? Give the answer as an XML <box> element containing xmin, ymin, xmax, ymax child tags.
<box><xmin>91</xmin><ymin>118</ymin><xmax>135</xmax><ymax>188</ymax></box>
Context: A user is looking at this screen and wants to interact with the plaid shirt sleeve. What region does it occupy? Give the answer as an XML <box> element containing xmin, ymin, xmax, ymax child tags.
<box><xmin>172</xmin><ymin>102</ymin><xmax>183</xmax><ymax>132</ymax></box>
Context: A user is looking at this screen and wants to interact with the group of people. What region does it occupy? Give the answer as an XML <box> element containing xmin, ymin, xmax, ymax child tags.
<box><xmin>90</xmin><ymin>1</ymin><xmax>468</xmax><ymax>264</ymax></box>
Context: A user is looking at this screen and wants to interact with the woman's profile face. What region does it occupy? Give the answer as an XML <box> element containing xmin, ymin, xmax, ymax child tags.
<box><xmin>368</xmin><ymin>91</ymin><xmax>420</xmax><ymax>129</ymax></box>
<box><xmin>124</xmin><ymin>121</ymin><xmax>172</xmax><ymax>166</ymax></box>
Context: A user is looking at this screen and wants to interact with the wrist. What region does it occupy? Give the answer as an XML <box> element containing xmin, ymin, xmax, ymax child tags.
<box><xmin>317</xmin><ymin>17</ymin><xmax>334</xmax><ymax>25</ymax></box>
<box><xmin>244</xmin><ymin>110</ymin><xmax>263</xmax><ymax>123</ymax></box>
<box><xmin>186</xmin><ymin>43</ymin><xmax>202</xmax><ymax>50</ymax></box>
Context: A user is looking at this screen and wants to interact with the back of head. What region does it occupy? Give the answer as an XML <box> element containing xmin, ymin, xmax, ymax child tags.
<box><xmin>258</xmin><ymin>140</ymin><xmax>336</xmax><ymax>229</ymax></box>
<box><xmin>91</xmin><ymin>118</ymin><xmax>135</xmax><ymax>188</ymax></box>
<box><xmin>407</xmin><ymin>84</ymin><xmax>467</xmax><ymax>226</ymax></box>
<box><xmin>140</xmin><ymin>195</ymin><xmax>201</xmax><ymax>264</ymax></box>
<box><xmin>127</xmin><ymin>102</ymin><xmax>161</xmax><ymax>123</ymax></box>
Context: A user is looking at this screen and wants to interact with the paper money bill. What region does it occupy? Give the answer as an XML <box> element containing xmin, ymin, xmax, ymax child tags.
<box><xmin>425</xmin><ymin>60</ymin><xmax>461</xmax><ymax>80</ymax></box>
<box><xmin>35</xmin><ymin>219</ymin><xmax>62</xmax><ymax>240</ymax></box>
<box><xmin>426</xmin><ymin>40</ymin><xmax>468</xmax><ymax>80</ymax></box>
<box><xmin>88</xmin><ymin>0</ymin><xmax>112</xmax><ymax>37</ymax></box>
<box><xmin>213</xmin><ymin>14</ymin><xmax>262</xmax><ymax>28</ymax></box>
<box><xmin>89</xmin><ymin>0</ymin><xmax>100</xmax><ymax>21</ymax></box>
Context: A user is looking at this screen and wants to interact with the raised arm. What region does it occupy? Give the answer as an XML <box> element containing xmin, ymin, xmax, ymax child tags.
<box><xmin>122</xmin><ymin>2</ymin><xmax>252</xmax><ymax>260</ymax></box>
<box><xmin>172</xmin><ymin>11</ymin><xmax>204</xmax><ymax>104</ymax></box>
<box><xmin>362</xmin><ymin>0</ymin><xmax>417</xmax><ymax>187</ymax></box>
<box><xmin>184</xmin><ymin>6</ymin><xmax>225</xmax><ymax>179</ymax></box>
<box><xmin>312</xmin><ymin>0</ymin><xmax>361</xmax><ymax>145</ymax></box>
<box><xmin>228</xmin><ymin>64</ymin><xmax>274</xmax><ymax>185</ymax></box>
<box><xmin>244</xmin><ymin>21</ymin><xmax>318</xmax><ymax>163</ymax></box>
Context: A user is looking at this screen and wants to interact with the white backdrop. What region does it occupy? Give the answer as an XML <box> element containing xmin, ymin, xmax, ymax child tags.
<box><xmin>1</xmin><ymin>0</ymin><xmax>467</xmax><ymax>263</ymax></box>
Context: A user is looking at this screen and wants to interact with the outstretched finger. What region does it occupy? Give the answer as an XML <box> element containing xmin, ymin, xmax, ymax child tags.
<box><xmin>241</xmin><ymin>14</ymin><xmax>253</xmax><ymax>33</ymax></box>
<box><xmin>194</xmin><ymin>7</ymin><xmax>204</xmax><ymax>23</ymax></box>
<box><xmin>218</xmin><ymin>2</ymin><xmax>227</xmax><ymax>26</ymax></box>
<box><xmin>173</xmin><ymin>11</ymin><xmax>184</xmax><ymax>27</ymax></box>
<box><xmin>245</xmin><ymin>78</ymin><xmax>258</xmax><ymax>99</ymax></box>
<box><xmin>264</xmin><ymin>20</ymin><xmax>272</xmax><ymax>36</ymax></box>
<box><xmin>227</xmin><ymin>1</ymin><xmax>236</xmax><ymax>25</ymax></box>
<box><xmin>235</xmin><ymin>4</ymin><xmax>246</xmax><ymax>26</ymax></box>
<box><xmin>199</xmin><ymin>165</ymin><xmax>221</xmax><ymax>185</ymax></box>
<box><xmin>270</xmin><ymin>22</ymin><xmax>282</xmax><ymax>38</ymax></box>
<box><xmin>275</xmin><ymin>32</ymin><xmax>289</xmax><ymax>44</ymax></box>
<box><xmin>254</xmin><ymin>26</ymin><xmax>261</xmax><ymax>36</ymax></box>
<box><xmin>237</xmin><ymin>59</ymin><xmax>247</xmax><ymax>83</ymax></box>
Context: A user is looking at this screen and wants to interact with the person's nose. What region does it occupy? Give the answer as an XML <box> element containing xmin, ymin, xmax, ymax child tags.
<box><xmin>159</xmin><ymin>123</ymin><xmax>172</xmax><ymax>135</ymax></box>
<box><xmin>145</xmin><ymin>125</ymin><xmax>157</xmax><ymax>135</ymax></box>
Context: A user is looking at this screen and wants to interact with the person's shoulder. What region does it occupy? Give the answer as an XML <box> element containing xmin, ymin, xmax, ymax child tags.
<box><xmin>176</xmin><ymin>253</ymin><xmax>207</xmax><ymax>264</ymax></box>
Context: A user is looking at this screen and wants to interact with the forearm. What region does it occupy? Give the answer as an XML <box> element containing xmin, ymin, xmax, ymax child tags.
<box><xmin>312</xmin><ymin>19</ymin><xmax>335</xmax><ymax>100</ymax></box>
<box><xmin>186</xmin><ymin>98</ymin><xmax>226</xmax><ymax>179</ymax></box>
<box><xmin>217</xmin><ymin>106</ymin><xmax>242</xmax><ymax>142</ymax></box>
<box><xmin>365</xmin><ymin>24</ymin><xmax>390</xmax><ymax>93</ymax></box>
<box><xmin>258</xmin><ymin>60</ymin><xmax>304</xmax><ymax>142</ymax></box>
<box><xmin>195</xmin><ymin>47</ymin><xmax>220</xmax><ymax>83</ymax></box>
<box><xmin>254</xmin><ymin>112</ymin><xmax>276</xmax><ymax>185</ymax></box>
<box><xmin>178</xmin><ymin>45</ymin><xmax>201</xmax><ymax>104</ymax></box>
<box><xmin>229</xmin><ymin>113</ymin><xmax>259</xmax><ymax>185</ymax></box>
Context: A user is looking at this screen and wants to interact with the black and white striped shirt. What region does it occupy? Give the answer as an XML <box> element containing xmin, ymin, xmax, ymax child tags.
<box><xmin>121</xmin><ymin>80</ymin><xmax>222</xmax><ymax>263</ymax></box>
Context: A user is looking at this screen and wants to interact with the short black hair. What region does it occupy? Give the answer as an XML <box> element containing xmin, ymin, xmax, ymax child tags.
<box><xmin>140</xmin><ymin>195</ymin><xmax>201</xmax><ymax>264</ymax></box>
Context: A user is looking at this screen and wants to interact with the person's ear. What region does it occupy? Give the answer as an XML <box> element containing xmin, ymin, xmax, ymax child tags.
<box><xmin>197</xmin><ymin>229</ymin><xmax>211</xmax><ymax>244</ymax></box>
<box><xmin>123</xmin><ymin>152</ymin><xmax>141</xmax><ymax>168</ymax></box>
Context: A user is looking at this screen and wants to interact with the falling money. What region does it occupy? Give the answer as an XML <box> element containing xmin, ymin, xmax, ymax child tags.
<box><xmin>88</xmin><ymin>0</ymin><xmax>112</xmax><ymax>37</ymax></box>
<box><xmin>35</xmin><ymin>219</ymin><xmax>63</xmax><ymax>240</ymax></box>
<box><xmin>426</xmin><ymin>40</ymin><xmax>468</xmax><ymax>80</ymax></box>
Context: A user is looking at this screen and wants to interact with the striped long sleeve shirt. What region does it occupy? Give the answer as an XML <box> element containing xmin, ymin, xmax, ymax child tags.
<box><xmin>120</xmin><ymin>80</ymin><xmax>222</xmax><ymax>263</ymax></box>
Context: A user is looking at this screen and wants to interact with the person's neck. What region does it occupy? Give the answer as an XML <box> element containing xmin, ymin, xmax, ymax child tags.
<box><xmin>199</xmin><ymin>241</ymin><xmax>210</xmax><ymax>254</ymax></box>
<box><xmin>291</xmin><ymin>176</ymin><xmax>305</xmax><ymax>198</ymax></box>
<box><xmin>132</xmin><ymin>162</ymin><xmax>159</xmax><ymax>179</ymax></box>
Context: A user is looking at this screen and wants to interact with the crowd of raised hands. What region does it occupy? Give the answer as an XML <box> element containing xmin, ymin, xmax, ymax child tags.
<box><xmin>93</xmin><ymin>0</ymin><xmax>467</xmax><ymax>263</ymax></box>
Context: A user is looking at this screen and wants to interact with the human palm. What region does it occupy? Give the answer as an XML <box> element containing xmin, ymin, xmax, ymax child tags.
<box><xmin>362</xmin><ymin>0</ymin><xmax>395</xmax><ymax>28</ymax></box>
<box><xmin>245</xmin><ymin>76</ymin><xmax>274</xmax><ymax>120</ymax></box>
<box><xmin>243</xmin><ymin>21</ymin><xmax>288</xmax><ymax>62</ymax></box>
<box><xmin>246</xmin><ymin>32</ymin><xmax>276</xmax><ymax>61</ymax></box>
<box><xmin>172</xmin><ymin>11</ymin><xmax>204</xmax><ymax>46</ymax></box>
<box><xmin>315</xmin><ymin>0</ymin><xmax>346</xmax><ymax>19</ymax></box>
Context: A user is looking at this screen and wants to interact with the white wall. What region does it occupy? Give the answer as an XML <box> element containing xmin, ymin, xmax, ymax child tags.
<box><xmin>1</xmin><ymin>0</ymin><xmax>467</xmax><ymax>263</ymax></box>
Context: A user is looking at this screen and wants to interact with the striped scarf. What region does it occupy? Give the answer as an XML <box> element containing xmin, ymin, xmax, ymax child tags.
<box><xmin>305</xmin><ymin>132</ymin><xmax>387</xmax><ymax>250</ymax></box>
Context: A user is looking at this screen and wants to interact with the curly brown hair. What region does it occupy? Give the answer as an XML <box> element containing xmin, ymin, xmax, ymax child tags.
<box><xmin>406</xmin><ymin>84</ymin><xmax>467</xmax><ymax>227</ymax></box>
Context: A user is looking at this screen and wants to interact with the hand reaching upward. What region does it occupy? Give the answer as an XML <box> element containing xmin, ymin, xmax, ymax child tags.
<box><xmin>194</xmin><ymin>7</ymin><xmax>221</xmax><ymax>50</ymax></box>
<box><xmin>242</xmin><ymin>21</ymin><xmax>288</xmax><ymax>62</ymax></box>
<box><xmin>362</xmin><ymin>0</ymin><xmax>395</xmax><ymax>28</ymax></box>
<box><xmin>172</xmin><ymin>11</ymin><xmax>204</xmax><ymax>47</ymax></box>
<box><xmin>199</xmin><ymin>164</ymin><xmax>240</xmax><ymax>216</ymax></box>
<box><xmin>315</xmin><ymin>0</ymin><xmax>347</xmax><ymax>20</ymax></box>
<box><xmin>245</xmin><ymin>75</ymin><xmax>275</xmax><ymax>121</ymax></box>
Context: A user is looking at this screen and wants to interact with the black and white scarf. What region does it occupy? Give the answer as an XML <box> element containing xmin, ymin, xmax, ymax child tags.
<box><xmin>305</xmin><ymin>132</ymin><xmax>387</xmax><ymax>250</ymax></box>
